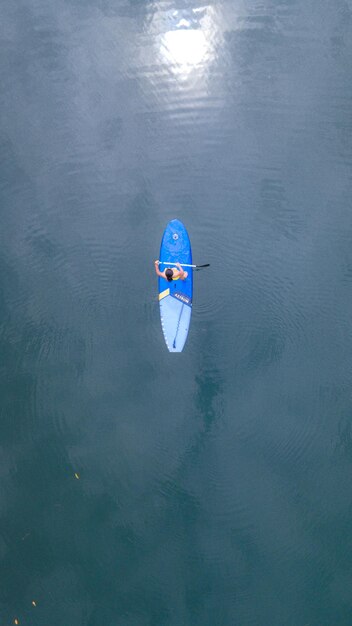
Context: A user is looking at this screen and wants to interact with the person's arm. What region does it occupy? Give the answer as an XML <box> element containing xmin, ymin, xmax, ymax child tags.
<box><xmin>154</xmin><ymin>260</ymin><xmax>164</xmax><ymax>277</ymax></box>
<box><xmin>176</xmin><ymin>262</ymin><xmax>185</xmax><ymax>279</ymax></box>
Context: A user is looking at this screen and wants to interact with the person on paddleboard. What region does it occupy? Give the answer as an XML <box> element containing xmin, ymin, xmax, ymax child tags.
<box><xmin>154</xmin><ymin>261</ymin><xmax>188</xmax><ymax>281</ymax></box>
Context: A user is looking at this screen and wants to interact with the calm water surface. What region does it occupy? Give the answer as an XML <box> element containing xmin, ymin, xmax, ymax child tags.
<box><xmin>1</xmin><ymin>0</ymin><xmax>352</xmax><ymax>624</ymax></box>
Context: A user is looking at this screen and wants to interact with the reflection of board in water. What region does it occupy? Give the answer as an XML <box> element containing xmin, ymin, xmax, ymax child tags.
<box><xmin>158</xmin><ymin>219</ymin><xmax>193</xmax><ymax>352</ymax></box>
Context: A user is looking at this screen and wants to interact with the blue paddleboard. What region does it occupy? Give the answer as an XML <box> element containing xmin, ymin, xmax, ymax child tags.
<box><xmin>158</xmin><ymin>219</ymin><xmax>193</xmax><ymax>352</ymax></box>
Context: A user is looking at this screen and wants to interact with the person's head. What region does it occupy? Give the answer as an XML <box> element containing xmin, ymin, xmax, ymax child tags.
<box><xmin>165</xmin><ymin>268</ymin><xmax>173</xmax><ymax>282</ymax></box>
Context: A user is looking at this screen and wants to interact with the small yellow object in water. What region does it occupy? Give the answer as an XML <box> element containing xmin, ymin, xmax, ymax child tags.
<box><xmin>14</xmin><ymin>620</ymin><xmax>19</xmax><ymax>625</ymax></box>
<box><xmin>32</xmin><ymin>600</ymin><xmax>37</xmax><ymax>606</ymax></box>
<box><xmin>74</xmin><ymin>473</ymin><xmax>80</xmax><ymax>479</ymax></box>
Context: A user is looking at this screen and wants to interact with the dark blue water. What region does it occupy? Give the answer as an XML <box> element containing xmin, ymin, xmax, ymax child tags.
<box><xmin>1</xmin><ymin>1</ymin><xmax>352</xmax><ymax>624</ymax></box>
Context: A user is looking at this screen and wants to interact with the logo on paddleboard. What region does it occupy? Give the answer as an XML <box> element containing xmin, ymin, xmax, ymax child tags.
<box><xmin>173</xmin><ymin>292</ymin><xmax>192</xmax><ymax>306</ymax></box>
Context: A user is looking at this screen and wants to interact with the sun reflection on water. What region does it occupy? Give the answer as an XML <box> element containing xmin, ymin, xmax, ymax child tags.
<box><xmin>162</xmin><ymin>27</ymin><xmax>208</xmax><ymax>69</ymax></box>
<box><xmin>155</xmin><ymin>7</ymin><xmax>217</xmax><ymax>77</ymax></box>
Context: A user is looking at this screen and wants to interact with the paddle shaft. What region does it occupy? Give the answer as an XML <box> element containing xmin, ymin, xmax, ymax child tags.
<box><xmin>157</xmin><ymin>261</ymin><xmax>209</xmax><ymax>269</ymax></box>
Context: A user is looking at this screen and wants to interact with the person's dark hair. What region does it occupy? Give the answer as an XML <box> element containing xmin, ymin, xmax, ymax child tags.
<box><xmin>165</xmin><ymin>268</ymin><xmax>173</xmax><ymax>282</ymax></box>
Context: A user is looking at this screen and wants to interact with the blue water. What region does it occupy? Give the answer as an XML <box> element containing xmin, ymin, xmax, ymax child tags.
<box><xmin>1</xmin><ymin>1</ymin><xmax>352</xmax><ymax>624</ymax></box>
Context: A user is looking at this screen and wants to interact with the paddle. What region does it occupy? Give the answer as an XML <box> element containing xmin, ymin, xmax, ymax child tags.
<box><xmin>157</xmin><ymin>261</ymin><xmax>210</xmax><ymax>269</ymax></box>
